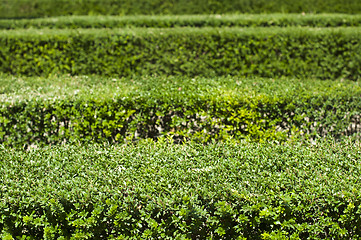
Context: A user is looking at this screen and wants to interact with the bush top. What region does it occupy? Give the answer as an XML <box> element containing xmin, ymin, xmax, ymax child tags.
<box><xmin>1</xmin><ymin>75</ymin><xmax>360</xmax><ymax>103</ymax></box>
<box><xmin>2</xmin><ymin>14</ymin><xmax>361</xmax><ymax>29</ymax></box>
<box><xmin>1</xmin><ymin>139</ymin><xmax>361</xmax><ymax>204</ymax></box>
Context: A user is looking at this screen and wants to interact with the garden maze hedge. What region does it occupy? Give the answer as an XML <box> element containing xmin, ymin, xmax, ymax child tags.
<box><xmin>1</xmin><ymin>27</ymin><xmax>361</xmax><ymax>80</ymax></box>
<box><xmin>1</xmin><ymin>140</ymin><xmax>361</xmax><ymax>239</ymax></box>
<box><xmin>1</xmin><ymin>9</ymin><xmax>361</xmax><ymax>239</ymax></box>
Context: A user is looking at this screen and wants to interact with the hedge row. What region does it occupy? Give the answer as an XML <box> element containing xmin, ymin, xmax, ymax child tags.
<box><xmin>1</xmin><ymin>139</ymin><xmax>361</xmax><ymax>239</ymax></box>
<box><xmin>1</xmin><ymin>27</ymin><xmax>361</xmax><ymax>79</ymax></box>
<box><xmin>2</xmin><ymin>14</ymin><xmax>361</xmax><ymax>29</ymax></box>
<box><xmin>1</xmin><ymin>0</ymin><xmax>361</xmax><ymax>19</ymax></box>
<box><xmin>1</xmin><ymin>75</ymin><xmax>360</xmax><ymax>148</ymax></box>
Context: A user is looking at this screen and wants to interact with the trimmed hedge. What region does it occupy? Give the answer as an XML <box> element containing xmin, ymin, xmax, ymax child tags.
<box><xmin>2</xmin><ymin>14</ymin><xmax>361</xmax><ymax>29</ymax></box>
<box><xmin>1</xmin><ymin>75</ymin><xmax>360</xmax><ymax>147</ymax></box>
<box><xmin>1</xmin><ymin>139</ymin><xmax>361</xmax><ymax>238</ymax></box>
<box><xmin>1</xmin><ymin>27</ymin><xmax>361</xmax><ymax>79</ymax></box>
<box><xmin>1</xmin><ymin>0</ymin><xmax>361</xmax><ymax>19</ymax></box>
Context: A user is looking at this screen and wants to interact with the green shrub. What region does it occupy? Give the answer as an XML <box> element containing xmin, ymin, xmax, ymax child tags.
<box><xmin>1</xmin><ymin>75</ymin><xmax>360</xmax><ymax>147</ymax></box>
<box><xmin>1</xmin><ymin>27</ymin><xmax>361</xmax><ymax>80</ymax></box>
<box><xmin>1</xmin><ymin>139</ymin><xmax>361</xmax><ymax>238</ymax></box>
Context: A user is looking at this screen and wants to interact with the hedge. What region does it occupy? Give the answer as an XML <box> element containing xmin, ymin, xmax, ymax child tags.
<box><xmin>1</xmin><ymin>0</ymin><xmax>361</xmax><ymax>19</ymax></box>
<box><xmin>1</xmin><ymin>27</ymin><xmax>361</xmax><ymax>80</ymax></box>
<box><xmin>1</xmin><ymin>139</ymin><xmax>361</xmax><ymax>239</ymax></box>
<box><xmin>2</xmin><ymin>14</ymin><xmax>361</xmax><ymax>30</ymax></box>
<box><xmin>1</xmin><ymin>75</ymin><xmax>360</xmax><ymax>148</ymax></box>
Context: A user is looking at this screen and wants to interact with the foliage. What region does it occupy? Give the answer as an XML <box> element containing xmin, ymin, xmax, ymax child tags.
<box><xmin>1</xmin><ymin>0</ymin><xmax>361</xmax><ymax>19</ymax></box>
<box><xmin>1</xmin><ymin>139</ymin><xmax>361</xmax><ymax>239</ymax></box>
<box><xmin>1</xmin><ymin>27</ymin><xmax>361</xmax><ymax>80</ymax></box>
<box><xmin>1</xmin><ymin>75</ymin><xmax>360</xmax><ymax>147</ymax></box>
<box><xmin>2</xmin><ymin>14</ymin><xmax>361</xmax><ymax>29</ymax></box>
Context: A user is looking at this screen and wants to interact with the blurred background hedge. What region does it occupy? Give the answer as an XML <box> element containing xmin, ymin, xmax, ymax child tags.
<box><xmin>1</xmin><ymin>0</ymin><xmax>361</xmax><ymax>19</ymax></box>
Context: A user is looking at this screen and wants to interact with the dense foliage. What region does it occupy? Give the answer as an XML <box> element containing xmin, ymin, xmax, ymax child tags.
<box><xmin>1</xmin><ymin>75</ymin><xmax>360</xmax><ymax>147</ymax></box>
<box><xmin>2</xmin><ymin>14</ymin><xmax>361</xmax><ymax>29</ymax></box>
<box><xmin>1</xmin><ymin>7</ymin><xmax>361</xmax><ymax>239</ymax></box>
<box><xmin>1</xmin><ymin>27</ymin><xmax>361</xmax><ymax>79</ymax></box>
<box><xmin>1</xmin><ymin>0</ymin><xmax>361</xmax><ymax>19</ymax></box>
<box><xmin>1</xmin><ymin>139</ymin><xmax>361</xmax><ymax>239</ymax></box>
